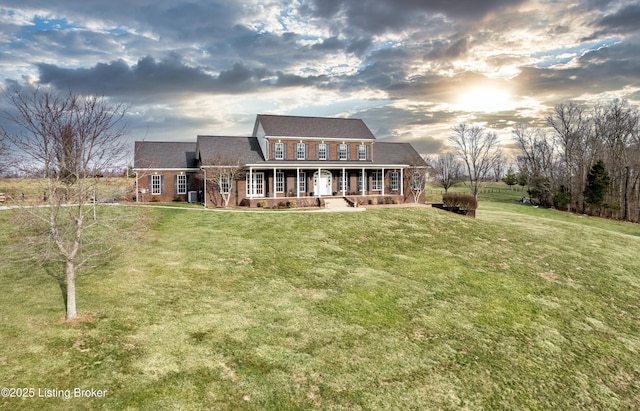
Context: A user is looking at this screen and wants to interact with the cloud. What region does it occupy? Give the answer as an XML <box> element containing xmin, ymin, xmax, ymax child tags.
<box><xmin>35</xmin><ymin>54</ymin><xmax>335</xmax><ymax>99</ymax></box>
<box><xmin>303</xmin><ymin>0</ymin><xmax>529</xmax><ymax>34</ymax></box>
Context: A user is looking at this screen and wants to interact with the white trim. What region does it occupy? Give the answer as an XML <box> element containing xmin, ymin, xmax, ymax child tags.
<box><xmin>265</xmin><ymin>135</ymin><xmax>374</xmax><ymax>142</ymax></box>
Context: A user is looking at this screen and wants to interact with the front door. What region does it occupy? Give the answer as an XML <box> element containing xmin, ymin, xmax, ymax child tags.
<box><xmin>313</xmin><ymin>170</ymin><xmax>332</xmax><ymax>196</ymax></box>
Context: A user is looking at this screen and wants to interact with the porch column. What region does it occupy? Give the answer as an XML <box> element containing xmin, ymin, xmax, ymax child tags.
<box><xmin>400</xmin><ymin>168</ymin><xmax>403</xmax><ymax>196</ymax></box>
<box><xmin>296</xmin><ymin>168</ymin><xmax>300</xmax><ymax>198</ymax></box>
<box><xmin>249</xmin><ymin>167</ymin><xmax>253</xmax><ymax>199</ymax></box>
<box><xmin>273</xmin><ymin>168</ymin><xmax>277</xmax><ymax>198</ymax></box>
<box><xmin>382</xmin><ymin>168</ymin><xmax>385</xmax><ymax>196</ymax></box>
<box><xmin>342</xmin><ymin>167</ymin><xmax>346</xmax><ymax>196</ymax></box>
<box><xmin>317</xmin><ymin>167</ymin><xmax>321</xmax><ymax>197</ymax></box>
<box><xmin>361</xmin><ymin>168</ymin><xmax>365</xmax><ymax>196</ymax></box>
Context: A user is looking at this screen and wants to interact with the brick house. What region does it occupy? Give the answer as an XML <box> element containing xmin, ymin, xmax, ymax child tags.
<box><xmin>133</xmin><ymin>114</ymin><xmax>428</xmax><ymax>207</ymax></box>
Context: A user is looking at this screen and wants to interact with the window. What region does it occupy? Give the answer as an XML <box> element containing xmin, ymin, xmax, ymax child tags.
<box><xmin>298</xmin><ymin>172</ymin><xmax>307</xmax><ymax>193</ymax></box>
<box><xmin>357</xmin><ymin>171</ymin><xmax>367</xmax><ymax>192</ymax></box>
<box><xmin>390</xmin><ymin>171</ymin><xmax>400</xmax><ymax>191</ymax></box>
<box><xmin>276</xmin><ymin>171</ymin><xmax>285</xmax><ymax>193</ymax></box>
<box><xmin>317</xmin><ymin>143</ymin><xmax>327</xmax><ymax>160</ymax></box>
<box><xmin>219</xmin><ymin>174</ymin><xmax>231</xmax><ymax>194</ymax></box>
<box><xmin>273</xmin><ymin>142</ymin><xmax>284</xmax><ymax>160</ymax></box>
<box><xmin>296</xmin><ymin>143</ymin><xmax>307</xmax><ymax>160</ymax></box>
<box><xmin>357</xmin><ymin>144</ymin><xmax>368</xmax><ymax>160</ymax></box>
<box><xmin>411</xmin><ymin>171</ymin><xmax>424</xmax><ymax>190</ymax></box>
<box><xmin>151</xmin><ymin>175</ymin><xmax>162</xmax><ymax>195</ymax></box>
<box><xmin>176</xmin><ymin>174</ymin><xmax>187</xmax><ymax>194</ymax></box>
<box><xmin>338</xmin><ymin>171</ymin><xmax>349</xmax><ymax>192</ymax></box>
<box><xmin>246</xmin><ymin>172</ymin><xmax>265</xmax><ymax>196</ymax></box>
<box><xmin>338</xmin><ymin>144</ymin><xmax>348</xmax><ymax>160</ymax></box>
<box><xmin>371</xmin><ymin>170</ymin><xmax>382</xmax><ymax>191</ymax></box>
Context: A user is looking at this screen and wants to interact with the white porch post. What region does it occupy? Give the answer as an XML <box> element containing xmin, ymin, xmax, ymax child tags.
<box><xmin>342</xmin><ymin>167</ymin><xmax>346</xmax><ymax>196</ymax></box>
<box><xmin>249</xmin><ymin>167</ymin><xmax>253</xmax><ymax>199</ymax></box>
<box><xmin>273</xmin><ymin>168</ymin><xmax>277</xmax><ymax>198</ymax></box>
<box><xmin>296</xmin><ymin>168</ymin><xmax>300</xmax><ymax>198</ymax></box>
<box><xmin>361</xmin><ymin>168</ymin><xmax>365</xmax><ymax>196</ymax></box>
<box><xmin>317</xmin><ymin>167</ymin><xmax>321</xmax><ymax>197</ymax></box>
<box><xmin>400</xmin><ymin>168</ymin><xmax>404</xmax><ymax>196</ymax></box>
<box><xmin>382</xmin><ymin>168</ymin><xmax>385</xmax><ymax>196</ymax></box>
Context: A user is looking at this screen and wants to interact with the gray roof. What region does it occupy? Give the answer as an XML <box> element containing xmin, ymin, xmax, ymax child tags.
<box><xmin>134</xmin><ymin>141</ymin><xmax>197</xmax><ymax>169</ymax></box>
<box><xmin>197</xmin><ymin>136</ymin><xmax>264</xmax><ymax>165</ymax></box>
<box><xmin>255</xmin><ymin>114</ymin><xmax>376</xmax><ymax>140</ymax></box>
<box><xmin>372</xmin><ymin>142</ymin><xmax>427</xmax><ymax>166</ymax></box>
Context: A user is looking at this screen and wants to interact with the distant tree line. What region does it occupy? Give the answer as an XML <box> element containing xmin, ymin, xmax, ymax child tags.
<box><xmin>426</xmin><ymin>98</ymin><xmax>640</xmax><ymax>223</ymax></box>
<box><xmin>514</xmin><ymin>99</ymin><xmax>640</xmax><ymax>221</ymax></box>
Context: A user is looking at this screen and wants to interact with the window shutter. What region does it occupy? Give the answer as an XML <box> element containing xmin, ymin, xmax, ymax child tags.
<box><xmin>347</xmin><ymin>145</ymin><xmax>351</xmax><ymax>160</ymax></box>
<box><xmin>316</xmin><ymin>144</ymin><xmax>319</xmax><ymax>160</ymax></box>
<box><xmin>305</xmin><ymin>144</ymin><xmax>309</xmax><ymax>160</ymax></box>
<box><xmin>174</xmin><ymin>175</ymin><xmax>178</xmax><ymax>194</ymax></box>
<box><xmin>366</xmin><ymin>145</ymin><xmax>370</xmax><ymax>160</ymax></box>
<box><xmin>148</xmin><ymin>175</ymin><xmax>151</xmax><ymax>191</ymax></box>
<box><xmin>160</xmin><ymin>175</ymin><xmax>164</xmax><ymax>194</ymax></box>
<box><xmin>186</xmin><ymin>175</ymin><xmax>190</xmax><ymax>191</ymax></box>
<box><xmin>272</xmin><ymin>142</ymin><xmax>276</xmax><ymax>160</ymax></box>
<box><xmin>283</xmin><ymin>144</ymin><xmax>288</xmax><ymax>160</ymax></box>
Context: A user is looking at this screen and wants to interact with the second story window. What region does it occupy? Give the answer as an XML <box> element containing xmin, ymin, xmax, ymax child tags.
<box><xmin>357</xmin><ymin>144</ymin><xmax>368</xmax><ymax>160</ymax></box>
<box><xmin>296</xmin><ymin>143</ymin><xmax>307</xmax><ymax>160</ymax></box>
<box><xmin>273</xmin><ymin>142</ymin><xmax>284</xmax><ymax>160</ymax></box>
<box><xmin>338</xmin><ymin>144</ymin><xmax>348</xmax><ymax>160</ymax></box>
<box><xmin>317</xmin><ymin>143</ymin><xmax>327</xmax><ymax>160</ymax></box>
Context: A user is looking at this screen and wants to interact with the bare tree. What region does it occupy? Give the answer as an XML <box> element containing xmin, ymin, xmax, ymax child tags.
<box><xmin>512</xmin><ymin>123</ymin><xmax>556</xmax><ymax>206</ymax></box>
<box><xmin>202</xmin><ymin>154</ymin><xmax>245</xmax><ymax>208</ymax></box>
<box><xmin>1</xmin><ymin>86</ymin><xmax>127</xmax><ymax>321</ymax></box>
<box><xmin>450</xmin><ymin>123</ymin><xmax>502</xmax><ymax>198</ymax></box>
<box><xmin>428</xmin><ymin>152</ymin><xmax>462</xmax><ymax>193</ymax></box>
<box><xmin>399</xmin><ymin>164</ymin><xmax>428</xmax><ymax>204</ymax></box>
<box><xmin>547</xmin><ymin>102</ymin><xmax>596</xmax><ymax>212</ymax></box>
<box><xmin>593</xmin><ymin>99</ymin><xmax>639</xmax><ymax>220</ymax></box>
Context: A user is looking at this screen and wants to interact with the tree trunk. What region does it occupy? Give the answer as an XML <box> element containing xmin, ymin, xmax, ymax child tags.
<box><xmin>623</xmin><ymin>166</ymin><xmax>629</xmax><ymax>221</ymax></box>
<box><xmin>65</xmin><ymin>259</ymin><xmax>77</xmax><ymax>321</ymax></box>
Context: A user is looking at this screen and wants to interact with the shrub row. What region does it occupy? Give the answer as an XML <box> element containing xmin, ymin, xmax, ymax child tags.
<box><xmin>442</xmin><ymin>193</ymin><xmax>478</xmax><ymax>211</ymax></box>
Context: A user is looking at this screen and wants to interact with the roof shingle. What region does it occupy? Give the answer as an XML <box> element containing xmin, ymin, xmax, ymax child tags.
<box><xmin>133</xmin><ymin>141</ymin><xmax>197</xmax><ymax>169</ymax></box>
<box><xmin>255</xmin><ymin>114</ymin><xmax>376</xmax><ymax>140</ymax></box>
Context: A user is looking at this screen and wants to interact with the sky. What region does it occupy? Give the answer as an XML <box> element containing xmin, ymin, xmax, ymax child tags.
<box><xmin>1</xmin><ymin>0</ymin><xmax>639</xmax><ymax>156</ymax></box>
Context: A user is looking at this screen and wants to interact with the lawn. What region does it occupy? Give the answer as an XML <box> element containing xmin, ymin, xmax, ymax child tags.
<box><xmin>1</xmin><ymin>196</ymin><xmax>640</xmax><ymax>409</ymax></box>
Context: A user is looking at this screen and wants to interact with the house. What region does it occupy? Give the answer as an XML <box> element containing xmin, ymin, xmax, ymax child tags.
<box><xmin>133</xmin><ymin>114</ymin><xmax>428</xmax><ymax>207</ymax></box>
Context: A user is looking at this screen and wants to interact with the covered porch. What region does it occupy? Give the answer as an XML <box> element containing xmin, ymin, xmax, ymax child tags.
<box><xmin>241</xmin><ymin>165</ymin><xmax>406</xmax><ymax>207</ymax></box>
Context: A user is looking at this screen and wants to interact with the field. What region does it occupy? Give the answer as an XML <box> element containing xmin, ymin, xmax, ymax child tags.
<box><xmin>1</xmin><ymin>185</ymin><xmax>640</xmax><ymax>409</ymax></box>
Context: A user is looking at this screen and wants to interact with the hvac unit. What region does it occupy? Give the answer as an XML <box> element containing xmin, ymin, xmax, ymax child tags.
<box><xmin>188</xmin><ymin>191</ymin><xmax>198</xmax><ymax>203</ymax></box>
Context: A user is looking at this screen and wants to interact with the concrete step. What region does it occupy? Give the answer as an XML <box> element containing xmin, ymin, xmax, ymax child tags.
<box><xmin>324</xmin><ymin>197</ymin><xmax>351</xmax><ymax>209</ymax></box>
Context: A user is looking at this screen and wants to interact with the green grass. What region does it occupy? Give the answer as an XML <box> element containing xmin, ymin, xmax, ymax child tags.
<box><xmin>1</xmin><ymin>197</ymin><xmax>640</xmax><ymax>410</ymax></box>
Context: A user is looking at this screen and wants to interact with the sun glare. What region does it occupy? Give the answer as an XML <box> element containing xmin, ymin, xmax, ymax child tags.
<box><xmin>456</xmin><ymin>86</ymin><xmax>513</xmax><ymax>113</ymax></box>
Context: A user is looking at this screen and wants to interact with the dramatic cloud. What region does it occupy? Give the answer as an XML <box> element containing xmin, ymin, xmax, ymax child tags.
<box><xmin>1</xmin><ymin>0</ymin><xmax>639</xmax><ymax>155</ymax></box>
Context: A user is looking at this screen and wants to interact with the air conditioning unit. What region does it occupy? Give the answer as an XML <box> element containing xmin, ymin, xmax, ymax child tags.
<box><xmin>188</xmin><ymin>191</ymin><xmax>198</xmax><ymax>203</ymax></box>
